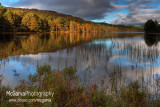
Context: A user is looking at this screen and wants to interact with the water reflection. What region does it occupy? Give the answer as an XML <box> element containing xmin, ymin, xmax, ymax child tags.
<box><xmin>1</xmin><ymin>33</ymin><xmax>160</xmax><ymax>94</ymax></box>
<box><xmin>0</xmin><ymin>33</ymin><xmax>121</xmax><ymax>60</ymax></box>
<box><xmin>144</xmin><ymin>34</ymin><xmax>160</xmax><ymax>47</ymax></box>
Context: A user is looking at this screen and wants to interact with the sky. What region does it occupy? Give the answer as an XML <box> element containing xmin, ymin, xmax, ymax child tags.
<box><xmin>1</xmin><ymin>0</ymin><xmax>160</xmax><ymax>25</ymax></box>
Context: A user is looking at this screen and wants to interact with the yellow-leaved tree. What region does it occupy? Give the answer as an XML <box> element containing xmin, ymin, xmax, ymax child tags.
<box><xmin>21</xmin><ymin>13</ymin><xmax>42</xmax><ymax>31</ymax></box>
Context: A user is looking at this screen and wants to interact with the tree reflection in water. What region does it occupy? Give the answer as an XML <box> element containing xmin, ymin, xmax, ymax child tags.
<box><xmin>1</xmin><ymin>32</ymin><xmax>160</xmax><ymax>99</ymax></box>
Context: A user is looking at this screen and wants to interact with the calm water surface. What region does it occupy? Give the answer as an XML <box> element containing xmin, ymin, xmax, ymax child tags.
<box><xmin>0</xmin><ymin>33</ymin><xmax>160</xmax><ymax>94</ymax></box>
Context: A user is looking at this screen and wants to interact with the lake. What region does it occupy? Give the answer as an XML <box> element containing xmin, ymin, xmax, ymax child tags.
<box><xmin>0</xmin><ymin>32</ymin><xmax>160</xmax><ymax>94</ymax></box>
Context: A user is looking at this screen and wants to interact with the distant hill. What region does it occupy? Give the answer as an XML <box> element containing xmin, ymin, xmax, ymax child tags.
<box><xmin>7</xmin><ymin>7</ymin><xmax>85</xmax><ymax>22</ymax></box>
<box><xmin>0</xmin><ymin>5</ymin><xmax>143</xmax><ymax>32</ymax></box>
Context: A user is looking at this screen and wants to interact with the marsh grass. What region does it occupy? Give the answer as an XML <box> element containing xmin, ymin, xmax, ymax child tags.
<box><xmin>1</xmin><ymin>65</ymin><xmax>160</xmax><ymax>107</ymax></box>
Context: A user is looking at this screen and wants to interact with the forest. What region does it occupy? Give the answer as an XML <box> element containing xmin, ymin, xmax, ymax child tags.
<box><xmin>0</xmin><ymin>4</ymin><xmax>143</xmax><ymax>33</ymax></box>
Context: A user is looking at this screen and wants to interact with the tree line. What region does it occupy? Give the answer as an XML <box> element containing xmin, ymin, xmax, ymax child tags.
<box><xmin>0</xmin><ymin>4</ymin><xmax>143</xmax><ymax>33</ymax></box>
<box><xmin>144</xmin><ymin>19</ymin><xmax>160</xmax><ymax>33</ymax></box>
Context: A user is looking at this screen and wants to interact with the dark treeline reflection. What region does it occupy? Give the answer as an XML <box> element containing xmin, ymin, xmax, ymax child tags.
<box><xmin>0</xmin><ymin>32</ymin><xmax>142</xmax><ymax>60</ymax></box>
<box><xmin>144</xmin><ymin>34</ymin><xmax>160</xmax><ymax>47</ymax></box>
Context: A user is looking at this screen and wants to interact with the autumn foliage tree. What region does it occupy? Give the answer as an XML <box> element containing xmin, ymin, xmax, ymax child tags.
<box><xmin>0</xmin><ymin>4</ymin><xmax>6</xmax><ymax>15</ymax></box>
<box><xmin>0</xmin><ymin>4</ymin><xmax>8</xmax><ymax>30</ymax></box>
<box><xmin>21</xmin><ymin>13</ymin><xmax>42</xmax><ymax>31</ymax></box>
<box><xmin>4</xmin><ymin>10</ymin><xmax>14</xmax><ymax>26</ymax></box>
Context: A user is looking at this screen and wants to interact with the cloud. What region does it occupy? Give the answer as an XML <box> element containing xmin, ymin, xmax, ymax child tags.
<box><xmin>111</xmin><ymin>9</ymin><xmax>160</xmax><ymax>25</ymax></box>
<box><xmin>111</xmin><ymin>0</ymin><xmax>160</xmax><ymax>25</ymax></box>
<box><xmin>138</xmin><ymin>0</ymin><xmax>155</xmax><ymax>3</ymax></box>
<box><xmin>125</xmin><ymin>0</ymin><xmax>155</xmax><ymax>3</ymax></box>
<box><xmin>10</xmin><ymin>0</ymin><xmax>117</xmax><ymax>20</ymax></box>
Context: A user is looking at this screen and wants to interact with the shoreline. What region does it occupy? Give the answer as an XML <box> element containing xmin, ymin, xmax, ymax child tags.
<box><xmin>0</xmin><ymin>31</ymin><xmax>144</xmax><ymax>35</ymax></box>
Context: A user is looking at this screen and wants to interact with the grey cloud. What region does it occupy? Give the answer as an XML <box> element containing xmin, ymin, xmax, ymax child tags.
<box><xmin>11</xmin><ymin>0</ymin><xmax>117</xmax><ymax>20</ymax></box>
<box><xmin>125</xmin><ymin>0</ymin><xmax>155</xmax><ymax>3</ymax></box>
<box><xmin>112</xmin><ymin>8</ymin><xmax>160</xmax><ymax>25</ymax></box>
<box><xmin>138</xmin><ymin>0</ymin><xmax>155</xmax><ymax>3</ymax></box>
<box><xmin>111</xmin><ymin>0</ymin><xmax>160</xmax><ymax>25</ymax></box>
